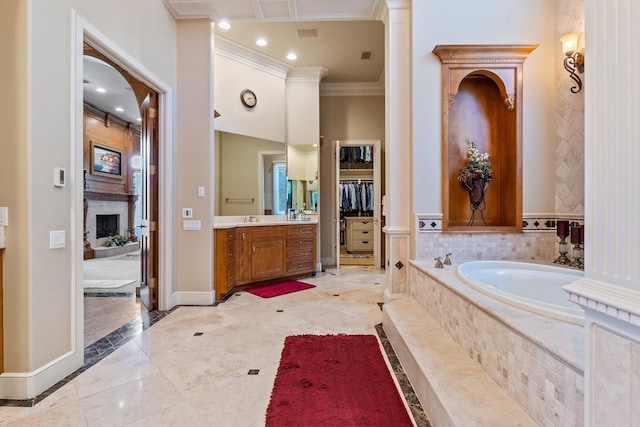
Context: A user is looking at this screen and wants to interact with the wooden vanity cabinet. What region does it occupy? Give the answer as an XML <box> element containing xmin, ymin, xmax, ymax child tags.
<box><xmin>213</xmin><ymin>229</ymin><xmax>236</xmax><ymax>296</ymax></box>
<box><xmin>249</xmin><ymin>226</ymin><xmax>285</xmax><ymax>280</ymax></box>
<box><xmin>214</xmin><ymin>224</ymin><xmax>316</xmax><ymax>301</ymax></box>
<box><xmin>285</xmin><ymin>225</ymin><xmax>316</xmax><ymax>274</ymax></box>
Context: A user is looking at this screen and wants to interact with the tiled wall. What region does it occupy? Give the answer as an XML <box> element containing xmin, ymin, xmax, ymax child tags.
<box><xmin>555</xmin><ymin>0</ymin><xmax>585</xmax><ymax>214</ymax></box>
<box><xmin>409</xmin><ymin>266</ymin><xmax>585</xmax><ymax>427</ymax></box>
<box><xmin>415</xmin><ymin>214</ymin><xmax>584</xmax><ymax>263</ymax></box>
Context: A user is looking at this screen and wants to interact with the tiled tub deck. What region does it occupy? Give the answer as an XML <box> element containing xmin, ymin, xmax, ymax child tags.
<box><xmin>386</xmin><ymin>261</ymin><xmax>585</xmax><ymax>427</ymax></box>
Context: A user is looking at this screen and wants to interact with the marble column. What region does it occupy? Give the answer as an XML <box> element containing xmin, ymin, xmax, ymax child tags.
<box><xmin>563</xmin><ymin>0</ymin><xmax>640</xmax><ymax>425</ymax></box>
<box><xmin>382</xmin><ymin>0</ymin><xmax>412</xmax><ymax>300</ymax></box>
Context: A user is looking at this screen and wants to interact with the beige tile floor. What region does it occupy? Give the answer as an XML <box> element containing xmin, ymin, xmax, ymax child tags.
<box><xmin>83</xmin><ymin>254</ymin><xmax>146</xmax><ymax>346</ymax></box>
<box><xmin>1</xmin><ymin>265</ymin><xmax>411</xmax><ymax>426</ymax></box>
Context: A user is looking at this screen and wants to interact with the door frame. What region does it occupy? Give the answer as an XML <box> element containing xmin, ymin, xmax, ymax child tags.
<box><xmin>72</xmin><ymin>13</ymin><xmax>175</xmax><ymax>336</ymax></box>
<box><xmin>334</xmin><ymin>139</ymin><xmax>382</xmax><ymax>268</ymax></box>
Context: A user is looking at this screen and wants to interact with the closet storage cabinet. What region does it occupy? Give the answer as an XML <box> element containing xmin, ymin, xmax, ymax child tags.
<box><xmin>345</xmin><ymin>217</ymin><xmax>374</xmax><ymax>253</ymax></box>
<box><xmin>214</xmin><ymin>224</ymin><xmax>316</xmax><ymax>301</ymax></box>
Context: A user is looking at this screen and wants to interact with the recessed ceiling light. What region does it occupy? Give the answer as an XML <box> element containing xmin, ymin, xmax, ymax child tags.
<box><xmin>136</xmin><ymin>118</ymin><xmax>142</xmax><ymax>122</ymax></box>
<box><xmin>218</xmin><ymin>20</ymin><xmax>230</xmax><ymax>30</ymax></box>
<box><xmin>256</xmin><ymin>38</ymin><xmax>267</xmax><ymax>47</ymax></box>
<box><xmin>287</xmin><ymin>52</ymin><xmax>297</xmax><ymax>60</ymax></box>
<box><xmin>115</xmin><ymin>107</ymin><xmax>124</xmax><ymax>112</ymax></box>
<box><xmin>96</xmin><ymin>87</ymin><xmax>106</xmax><ymax>93</ymax></box>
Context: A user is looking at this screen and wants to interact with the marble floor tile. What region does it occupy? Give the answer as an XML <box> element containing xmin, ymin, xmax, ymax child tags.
<box><xmin>1</xmin><ymin>266</ymin><xmax>428</xmax><ymax>426</ymax></box>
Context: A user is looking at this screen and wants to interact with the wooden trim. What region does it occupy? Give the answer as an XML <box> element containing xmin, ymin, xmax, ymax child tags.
<box><xmin>434</xmin><ymin>44</ymin><xmax>537</xmax><ymax>232</ymax></box>
<box><xmin>0</xmin><ymin>248</ymin><xmax>4</xmax><ymax>374</ymax></box>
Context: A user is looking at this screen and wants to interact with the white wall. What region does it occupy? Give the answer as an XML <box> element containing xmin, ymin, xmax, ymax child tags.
<box><xmin>213</xmin><ymin>54</ymin><xmax>286</xmax><ymax>143</ymax></box>
<box><xmin>412</xmin><ymin>0</ymin><xmax>556</xmax><ymax>215</ymax></box>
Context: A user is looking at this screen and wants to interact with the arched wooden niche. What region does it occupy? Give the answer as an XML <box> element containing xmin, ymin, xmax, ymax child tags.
<box><xmin>433</xmin><ymin>45</ymin><xmax>537</xmax><ymax>232</ymax></box>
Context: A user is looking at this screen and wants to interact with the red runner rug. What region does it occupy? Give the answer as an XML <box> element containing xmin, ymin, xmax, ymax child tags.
<box><xmin>246</xmin><ymin>280</ymin><xmax>315</xmax><ymax>298</ymax></box>
<box><xmin>266</xmin><ymin>334</ymin><xmax>413</xmax><ymax>426</ymax></box>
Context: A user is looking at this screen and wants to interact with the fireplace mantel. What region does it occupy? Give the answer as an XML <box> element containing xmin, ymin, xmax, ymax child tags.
<box><xmin>84</xmin><ymin>191</ymin><xmax>137</xmax><ymax>202</ymax></box>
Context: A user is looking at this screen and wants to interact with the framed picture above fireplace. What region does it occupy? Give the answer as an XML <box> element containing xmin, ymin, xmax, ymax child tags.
<box><xmin>90</xmin><ymin>142</ymin><xmax>122</xmax><ymax>178</ymax></box>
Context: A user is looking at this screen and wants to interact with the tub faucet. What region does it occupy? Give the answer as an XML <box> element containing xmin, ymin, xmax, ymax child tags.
<box><xmin>434</xmin><ymin>256</ymin><xmax>444</xmax><ymax>268</ymax></box>
<box><xmin>444</xmin><ymin>253</ymin><xmax>452</xmax><ymax>265</ymax></box>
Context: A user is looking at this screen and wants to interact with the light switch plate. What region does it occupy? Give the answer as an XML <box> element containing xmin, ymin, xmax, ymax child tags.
<box><xmin>0</xmin><ymin>207</ymin><xmax>7</xmax><ymax>226</ymax></box>
<box><xmin>49</xmin><ymin>230</ymin><xmax>65</xmax><ymax>249</ymax></box>
<box><xmin>54</xmin><ymin>167</ymin><xmax>66</xmax><ymax>187</ymax></box>
<box><xmin>197</xmin><ymin>186</ymin><xmax>205</xmax><ymax>197</ymax></box>
<box><xmin>183</xmin><ymin>220</ymin><xmax>201</xmax><ymax>231</ymax></box>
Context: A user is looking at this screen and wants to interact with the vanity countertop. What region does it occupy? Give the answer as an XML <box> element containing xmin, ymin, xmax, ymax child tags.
<box><xmin>213</xmin><ymin>215</ymin><xmax>318</xmax><ymax>229</ymax></box>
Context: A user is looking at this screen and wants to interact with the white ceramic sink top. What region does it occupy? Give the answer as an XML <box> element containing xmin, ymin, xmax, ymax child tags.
<box><xmin>213</xmin><ymin>215</ymin><xmax>318</xmax><ymax>229</ymax></box>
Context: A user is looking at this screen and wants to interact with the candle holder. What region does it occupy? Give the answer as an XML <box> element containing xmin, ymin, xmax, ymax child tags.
<box><xmin>570</xmin><ymin>243</ymin><xmax>583</xmax><ymax>269</ymax></box>
<box><xmin>554</xmin><ymin>220</ymin><xmax>570</xmax><ymax>265</ymax></box>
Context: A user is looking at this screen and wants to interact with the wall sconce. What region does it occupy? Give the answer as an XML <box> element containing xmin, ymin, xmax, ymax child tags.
<box><xmin>560</xmin><ymin>32</ymin><xmax>585</xmax><ymax>94</ymax></box>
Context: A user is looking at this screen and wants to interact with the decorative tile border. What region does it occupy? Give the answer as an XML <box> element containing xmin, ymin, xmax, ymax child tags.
<box><xmin>416</xmin><ymin>214</ymin><xmax>442</xmax><ymax>232</ymax></box>
<box><xmin>417</xmin><ymin>213</ymin><xmax>584</xmax><ymax>233</ymax></box>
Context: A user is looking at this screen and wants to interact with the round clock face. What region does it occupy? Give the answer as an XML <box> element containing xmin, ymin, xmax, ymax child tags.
<box><xmin>240</xmin><ymin>89</ymin><xmax>257</xmax><ymax>108</ymax></box>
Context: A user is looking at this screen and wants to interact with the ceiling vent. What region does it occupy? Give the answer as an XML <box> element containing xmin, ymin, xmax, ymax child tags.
<box><xmin>361</xmin><ymin>51</ymin><xmax>374</xmax><ymax>60</ymax></box>
<box><xmin>297</xmin><ymin>29</ymin><xmax>318</xmax><ymax>38</ymax></box>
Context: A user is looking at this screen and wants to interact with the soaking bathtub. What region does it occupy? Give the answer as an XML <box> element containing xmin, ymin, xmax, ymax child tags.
<box><xmin>456</xmin><ymin>261</ymin><xmax>584</xmax><ymax>325</ymax></box>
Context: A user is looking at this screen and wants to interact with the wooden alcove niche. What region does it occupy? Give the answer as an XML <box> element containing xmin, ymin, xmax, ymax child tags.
<box><xmin>433</xmin><ymin>44</ymin><xmax>538</xmax><ymax>232</ymax></box>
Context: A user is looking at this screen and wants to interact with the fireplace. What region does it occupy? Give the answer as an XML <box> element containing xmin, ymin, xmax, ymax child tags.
<box><xmin>96</xmin><ymin>214</ymin><xmax>119</xmax><ymax>238</ymax></box>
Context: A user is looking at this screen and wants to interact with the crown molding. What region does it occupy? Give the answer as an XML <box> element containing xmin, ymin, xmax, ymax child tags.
<box><xmin>286</xmin><ymin>67</ymin><xmax>329</xmax><ymax>82</ymax></box>
<box><xmin>214</xmin><ymin>37</ymin><xmax>291</xmax><ymax>79</ymax></box>
<box><xmin>320</xmin><ymin>82</ymin><xmax>384</xmax><ymax>96</ymax></box>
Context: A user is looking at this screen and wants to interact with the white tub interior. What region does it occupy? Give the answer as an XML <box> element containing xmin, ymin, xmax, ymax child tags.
<box><xmin>456</xmin><ymin>261</ymin><xmax>584</xmax><ymax>325</ymax></box>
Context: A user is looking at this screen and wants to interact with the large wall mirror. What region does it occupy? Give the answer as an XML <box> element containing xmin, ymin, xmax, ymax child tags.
<box><xmin>214</xmin><ymin>133</ymin><xmax>319</xmax><ymax>217</ymax></box>
<box><xmin>287</xmin><ymin>144</ymin><xmax>319</xmax><ymax>214</ymax></box>
<box><xmin>215</xmin><ymin>131</ymin><xmax>286</xmax><ymax>216</ymax></box>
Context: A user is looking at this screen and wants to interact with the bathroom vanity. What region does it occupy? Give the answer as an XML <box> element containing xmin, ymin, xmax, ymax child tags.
<box><xmin>214</xmin><ymin>220</ymin><xmax>316</xmax><ymax>301</ymax></box>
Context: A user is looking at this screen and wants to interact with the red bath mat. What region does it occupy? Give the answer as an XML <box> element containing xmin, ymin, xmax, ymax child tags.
<box><xmin>265</xmin><ymin>334</ymin><xmax>414</xmax><ymax>426</ymax></box>
<box><xmin>246</xmin><ymin>280</ymin><xmax>315</xmax><ymax>298</ymax></box>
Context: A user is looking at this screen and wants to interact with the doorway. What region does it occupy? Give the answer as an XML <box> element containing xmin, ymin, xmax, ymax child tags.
<box><xmin>335</xmin><ymin>140</ymin><xmax>382</xmax><ymax>268</ymax></box>
<box><xmin>80</xmin><ymin>39</ymin><xmax>160</xmax><ymax>346</ymax></box>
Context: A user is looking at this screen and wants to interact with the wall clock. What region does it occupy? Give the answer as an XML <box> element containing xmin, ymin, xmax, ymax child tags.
<box><xmin>240</xmin><ymin>89</ymin><xmax>257</xmax><ymax>109</ymax></box>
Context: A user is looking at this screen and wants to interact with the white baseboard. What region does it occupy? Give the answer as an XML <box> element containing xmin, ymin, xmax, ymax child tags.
<box><xmin>174</xmin><ymin>291</ymin><xmax>215</xmax><ymax>306</ymax></box>
<box><xmin>0</xmin><ymin>349</ymin><xmax>83</xmax><ymax>399</ymax></box>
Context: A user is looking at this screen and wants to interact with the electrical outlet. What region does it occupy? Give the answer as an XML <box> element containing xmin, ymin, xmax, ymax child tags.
<box><xmin>197</xmin><ymin>186</ymin><xmax>205</xmax><ymax>197</ymax></box>
<box><xmin>183</xmin><ymin>208</ymin><xmax>193</xmax><ymax>218</ymax></box>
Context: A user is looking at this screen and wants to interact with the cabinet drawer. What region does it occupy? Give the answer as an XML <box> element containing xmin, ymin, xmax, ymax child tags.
<box><xmin>285</xmin><ymin>225</ymin><xmax>315</xmax><ymax>237</ymax></box>
<box><xmin>350</xmin><ymin>239</ymin><xmax>373</xmax><ymax>251</ymax></box>
<box><xmin>252</xmin><ymin>227</ymin><xmax>284</xmax><ymax>240</ymax></box>
<box><xmin>286</xmin><ymin>258</ymin><xmax>314</xmax><ymax>274</ymax></box>
<box><xmin>287</xmin><ymin>246</ymin><xmax>313</xmax><ymax>258</ymax></box>
<box><xmin>286</xmin><ymin>237</ymin><xmax>314</xmax><ymax>247</ymax></box>
<box><xmin>350</xmin><ymin>219</ymin><xmax>373</xmax><ymax>231</ymax></box>
<box><xmin>350</xmin><ymin>230</ymin><xmax>372</xmax><ymax>240</ymax></box>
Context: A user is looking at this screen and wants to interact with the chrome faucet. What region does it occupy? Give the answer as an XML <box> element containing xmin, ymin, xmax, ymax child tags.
<box><xmin>443</xmin><ymin>253</ymin><xmax>452</xmax><ymax>265</ymax></box>
<box><xmin>434</xmin><ymin>256</ymin><xmax>444</xmax><ymax>268</ymax></box>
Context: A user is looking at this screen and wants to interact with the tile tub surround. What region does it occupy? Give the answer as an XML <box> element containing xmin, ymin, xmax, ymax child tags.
<box><xmin>407</xmin><ymin>261</ymin><xmax>585</xmax><ymax>427</ymax></box>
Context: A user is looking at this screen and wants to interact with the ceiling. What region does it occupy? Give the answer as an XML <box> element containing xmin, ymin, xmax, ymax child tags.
<box><xmin>83</xmin><ymin>0</ymin><xmax>385</xmax><ymax>125</ymax></box>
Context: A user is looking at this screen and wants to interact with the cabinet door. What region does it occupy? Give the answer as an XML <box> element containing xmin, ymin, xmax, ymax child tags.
<box><xmin>235</xmin><ymin>228</ymin><xmax>252</xmax><ymax>285</ymax></box>
<box><xmin>251</xmin><ymin>238</ymin><xmax>285</xmax><ymax>280</ymax></box>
